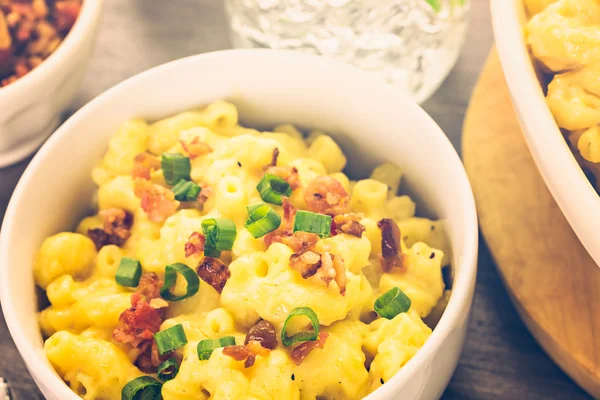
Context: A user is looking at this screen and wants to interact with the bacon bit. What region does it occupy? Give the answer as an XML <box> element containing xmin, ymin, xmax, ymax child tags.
<box><xmin>304</xmin><ymin>176</ymin><xmax>350</xmax><ymax>216</ymax></box>
<box><xmin>197</xmin><ymin>256</ymin><xmax>230</xmax><ymax>294</ymax></box>
<box><xmin>134</xmin><ymin>179</ymin><xmax>180</xmax><ymax>223</ymax></box>
<box><xmin>132</xmin><ymin>152</ymin><xmax>161</xmax><ymax>180</ymax></box>
<box><xmin>245</xmin><ymin>320</ymin><xmax>278</xmax><ymax>350</ymax></box>
<box><xmin>377</xmin><ymin>218</ymin><xmax>404</xmax><ymax>272</ymax></box>
<box><xmin>290</xmin><ymin>332</ymin><xmax>329</xmax><ymax>365</ymax></box>
<box><xmin>135</xmin><ymin>340</ymin><xmax>168</xmax><ymax>373</ymax></box>
<box><xmin>113</xmin><ymin>292</ymin><xmax>163</xmax><ymax>348</ymax></box>
<box><xmin>137</xmin><ymin>272</ymin><xmax>162</xmax><ymax>302</ymax></box>
<box><xmin>269</xmin><ymin>147</ymin><xmax>280</xmax><ymax>168</ymax></box>
<box><xmin>87</xmin><ymin>208</ymin><xmax>133</xmax><ymax>249</ymax></box>
<box><xmin>314</xmin><ymin>253</ymin><xmax>347</xmax><ymax>296</ymax></box>
<box><xmin>222</xmin><ymin>345</ymin><xmax>255</xmax><ymax>368</ymax></box>
<box><xmin>114</xmin><ymin>273</ymin><xmax>165</xmax><ymax>372</ymax></box>
<box><xmin>223</xmin><ymin>320</ymin><xmax>277</xmax><ymax>368</ymax></box>
<box><xmin>265</xmin><ymin>166</ymin><xmax>302</xmax><ymax>191</ymax></box>
<box><xmin>290</xmin><ymin>250</ymin><xmax>321</xmax><ymax>278</ymax></box>
<box><xmin>333</xmin><ymin>213</ymin><xmax>365</xmax><ymax>238</ymax></box>
<box><xmin>54</xmin><ymin>1</ymin><xmax>81</xmax><ymax>33</ymax></box>
<box><xmin>185</xmin><ymin>232</ymin><xmax>205</xmax><ymax>257</ymax></box>
<box><xmin>180</xmin><ymin>137</ymin><xmax>213</xmax><ymax>159</ymax></box>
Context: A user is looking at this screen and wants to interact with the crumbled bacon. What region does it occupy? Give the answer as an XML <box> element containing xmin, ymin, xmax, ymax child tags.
<box><xmin>268</xmin><ymin>147</ymin><xmax>280</xmax><ymax>168</ymax></box>
<box><xmin>135</xmin><ymin>340</ymin><xmax>167</xmax><ymax>373</ymax></box>
<box><xmin>290</xmin><ymin>332</ymin><xmax>329</xmax><ymax>365</ymax></box>
<box><xmin>290</xmin><ymin>250</ymin><xmax>321</xmax><ymax>278</ymax></box>
<box><xmin>223</xmin><ymin>320</ymin><xmax>277</xmax><ymax>368</ymax></box>
<box><xmin>113</xmin><ymin>292</ymin><xmax>163</xmax><ymax>348</ymax></box>
<box><xmin>54</xmin><ymin>0</ymin><xmax>81</xmax><ymax>33</ymax></box>
<box><xmin>87</xmin><ymin>208</ymin><xmax>133</xmax><ymax>249</ymax></box>
<box><xmin>132</xmin><ymin>152</ymin><xmax>161</xmax><ymax>180</ymax></box>
<box><xmin>265</xmin><ymin>166</ymin><xmax>302</xmax><ymax>191</ymax></box>
<box><xmin>180</xmin><ymin>137</ymin><xmax>213</xmax><ymax>159</ymax></box>
<box><xmin>378</xmin><ymin>218</ymin><xmax>404</xmax><ymax>272</ymax></box>
<box><xmin>134</xmin><ymin>179</ymin><xmax>179</xmax><ymax>223</ymax></box>
<box><xmin>245</xmin><ymin>320</ymin><xmax>278</xmax><ymax>350</ymax></box>
<box><xmin>222</xmin><ymin>345</ymin><xmax>255</xmax><ymax>368</ymax></box>
<box><xmin>185</xmin><ymin>232</ymin><xmax>205</xmax><ymax>257</ymax></box>
<box><xmin>136</xmin><ymin>272</ymin><xmax>162</xmax><ymax>302</ymax></box>
<box><xmin>315</xmin><ymin>253</ymin><xmax>347</xmax><ymax>296</ymax></box>
<box><xmin>196</xmin><ymin>256</ymin><xmax>230</xmax><ymax>294</ymax></box>
<box><xmin>333</xmin><ymin>213</ymin><xmax>365</xmax><ymax>238</ymax></box>
<box><xmin>304</xmin><ymin>176</ymin><xmax>350</xmax><ymax>216</ymax></box>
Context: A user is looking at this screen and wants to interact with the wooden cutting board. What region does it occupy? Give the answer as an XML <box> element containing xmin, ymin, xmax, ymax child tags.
<box><xmin>462</xmin><ymin>48</ymin><xmax>600</xmax><ymax>398</ymax></box>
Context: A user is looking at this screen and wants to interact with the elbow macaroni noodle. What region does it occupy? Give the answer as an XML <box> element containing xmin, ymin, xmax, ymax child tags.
<box><xmin>34</xmin><ymin>101</ymin><xmax>450</xmax><ymax>399</ymax></box>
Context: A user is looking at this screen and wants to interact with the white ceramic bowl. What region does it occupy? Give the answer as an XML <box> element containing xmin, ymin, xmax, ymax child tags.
<box><xmin>0</xmin><ymin>0</ymin><xmax>103</xmax><ymax>168</ymax></box>
<box><xmin>491</xmin><ymin>0</ymin><xmax>600</xmax><ymax>267</ymax></box>
<box><xmin>0</xmin><ymin>50</ymin><xmax>478</xmax><ymax>400</ymax></box>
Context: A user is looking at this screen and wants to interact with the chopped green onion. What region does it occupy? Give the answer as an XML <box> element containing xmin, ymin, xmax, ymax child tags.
<box><xmin>162</xmin><ymin>153</ymin><xmax>191</xmax><ymax>185</ymax></box>
<box><xmin>171</xmin><ymin>179</ymin><xmax>201</xmax><ymax>202</ymax></box>
<box><xmin>155</xmin><ymin>324</ymin><xmax>188</xmax><ymax>355</ymax></box>
<box><xmin>425</xmin><ymin>0</ymin><xmax>441</xmax><ymax>12</ymax></box>
<box><xmin>281</xmin><ymin>307</ymin><xmax>320</xmax><ymax>346</ymax></box>
<box><xmin>293</xmin><ymin>210</ymin><xmax>332</xmax><ymax>239</ymax></box>
<box><xmin>374</xmin><ymin>287</ymin><xmax>411</xmax><ymax>319</ymax></box>
<box><xmin>160</xmin><ymin>263</ymin><xmax>200</xmax><ymax>301</ymax></box>
<box><xmin>203</xmin><ymin>247</ymin><xmax>222</xmax><ymax>258</ymax></box>
<box><xmin>256</xmin><ymin>174</ymin><xmax>292</xmax><ymax>205</ymax></box>
<box><xmin>157</xmin><ymin>358</ymin><xmax>179</xmax><ymax>382</ymax></box>
<box><xmin>197</xmin><ymin>336</ymin><xmax>236</xmax><ymax>360</ymax></box>
<box><xmin>115</xmin><ymin>257</ymin><xmax>142</xmax><ymax>287</ymax></box>
<box><xmin>121</xmin><ymin>376</ymin><xmax>162</xmax><ymax>400</ymax></box>
<box><xmin>247</xmin><ymin>203</ymin><xmax>263</xmax><ymax>214</ymax></box>
<box><xmin>202</xmin><ymin>218</ymin><xmax>237</xmax><ymax>256</ymax></box>
<box><xmin>245</xmin><ymin>203</ymin><xmax>282</xmax><ymax>238</ymax></box>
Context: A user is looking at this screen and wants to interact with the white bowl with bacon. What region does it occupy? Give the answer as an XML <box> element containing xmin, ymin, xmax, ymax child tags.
<box><xmin>0</xmin><ymin>50</ymin><xmax>478</xmax><ymax>399</ymax></box>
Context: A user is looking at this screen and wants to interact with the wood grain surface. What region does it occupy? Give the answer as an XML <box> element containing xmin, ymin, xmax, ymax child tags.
<box><xmin>463</xmin><ymin>49</ymin><xmax>600</xmax><ymax>398</ymax></box>
<box><xmin>0</xmin><ymin>0</ymin><xmax>593</xmax><ymax>399</ymax></box>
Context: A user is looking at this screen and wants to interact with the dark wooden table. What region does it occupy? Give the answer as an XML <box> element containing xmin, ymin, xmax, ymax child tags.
<box><xmin>0</xmin><ymin>0</ymin><xmax>593</xmax><ymax>399</ymax></box>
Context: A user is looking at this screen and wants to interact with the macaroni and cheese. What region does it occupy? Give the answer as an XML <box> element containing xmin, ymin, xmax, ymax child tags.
<box><xmin>34</xmin><ymin>100</ymin><xmax>449</xmax><ymax>400</ymax></box>
<box><xmin>526</xmin><ymin>0</ymin><xmax>600</xmax><ymax>189</ymax></box>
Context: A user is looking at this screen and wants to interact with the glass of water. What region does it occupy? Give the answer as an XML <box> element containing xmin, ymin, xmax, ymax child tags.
<box><xmin>224</xmin><ymin>0</ymin><xmax>469</xmax><ymax>103</ymax></box>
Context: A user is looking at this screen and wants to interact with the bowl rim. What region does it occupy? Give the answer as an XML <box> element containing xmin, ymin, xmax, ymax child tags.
<box><xmin>0</xmin><ymin>0</ymin><xmax>102</xmax><ymax>98</ymax></box>
<box><xmin>0</xmin><ymin>49</ymin><xmax>478</xmax><ymax>399</ymax></box>
<box><xmin>490</xmin><ymin>0</ymin><xmax>600</xmax><ymax>267</ymax></box>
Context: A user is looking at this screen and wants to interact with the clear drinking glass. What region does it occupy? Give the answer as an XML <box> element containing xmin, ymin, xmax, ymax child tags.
<box><xmin>224</xmin><ymin>0</ymin><xmax>469</xmax><ymax>103</ymax></box>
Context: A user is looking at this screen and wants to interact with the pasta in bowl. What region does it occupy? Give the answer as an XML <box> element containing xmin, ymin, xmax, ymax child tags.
<box><xmin>491</xmin><ymin>0</ymin><xmax>600</xmax><ymax>268</ymax></box>
<box><xmin>0</xmin><ymin>50</ymin><xmax>477</xmax><ymax>400</ymax></box>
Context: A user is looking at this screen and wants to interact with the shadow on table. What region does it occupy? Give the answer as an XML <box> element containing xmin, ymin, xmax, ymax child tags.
<box><xmin>442</xmin><ymin>234</ymin><xmax>591</xmax><ymax>400</ymax></box>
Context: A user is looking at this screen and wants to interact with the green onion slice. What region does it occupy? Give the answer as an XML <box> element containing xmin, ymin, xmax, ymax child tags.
<box><xmin>157</xmin><ymin>358</ymin><xmax>179</xmax><ymax>382</ymax></box>
<box><xmin>171</xmin><ymin>179</ymin><xmax>201</xmax><ymax>202</ymax></box>
<box><xmin>245</xmin><ymin>203</ymin><xmax>282</xmax><ymax>238</ymax></box>
<box><xmin>425</xmin><ymin>0</ymin><xmax>441</xmax><ymax>12</ymax></box>
<box><xmin>374</xmin><ymin>287</ymin><xmax>411</xmax><ymax>319</ymax></box>
<box><xmin>197</xmin><ymin>336</ymin><xmax>236</xmax><ymax>360</ymax></box>
<box><xmin>203</xmin><ymin>247</ymin><xmax>222</xmax><ymax>258</ymax></box>
<box><xmin>162</xmin><ymin>153</ymin><xmax>191</xmax><ymax>185</ymax></box>
<box><xmin>155</xmin><ymin>324</ymin><xmax>188</xmax><ymax>355</ymax></box>
<box><xmin>281</xmin><ymin>307</ymin><xmax>320</xmax><ymax>346</ymax></box>
<box><xmin>160</xmin><ymin>262</ymin><xmax>200</xmax><ymax>301</ymax></box>
<box><xmin>121</xmin><ymin>376</ymin><xmax>162</xmax><ymax>400</ymax></box>
<box><xmin>293</xmin><ymin>210</ymin><xmax>332</xmax><ymax>239</ymax></box>
<box><xmin>256</xmin><ymin>174</ymin><xmax>292</xmax><ymax>205</ymax></box>
<box><xmin>202</xmin><ymin>218</ymin><xmax>237</xmax><ymax>253</ymax></box>
<box><xmin>115</xmin><ymin>257</ymin><xmax>142</xmax><ymax>287</ymax></box>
